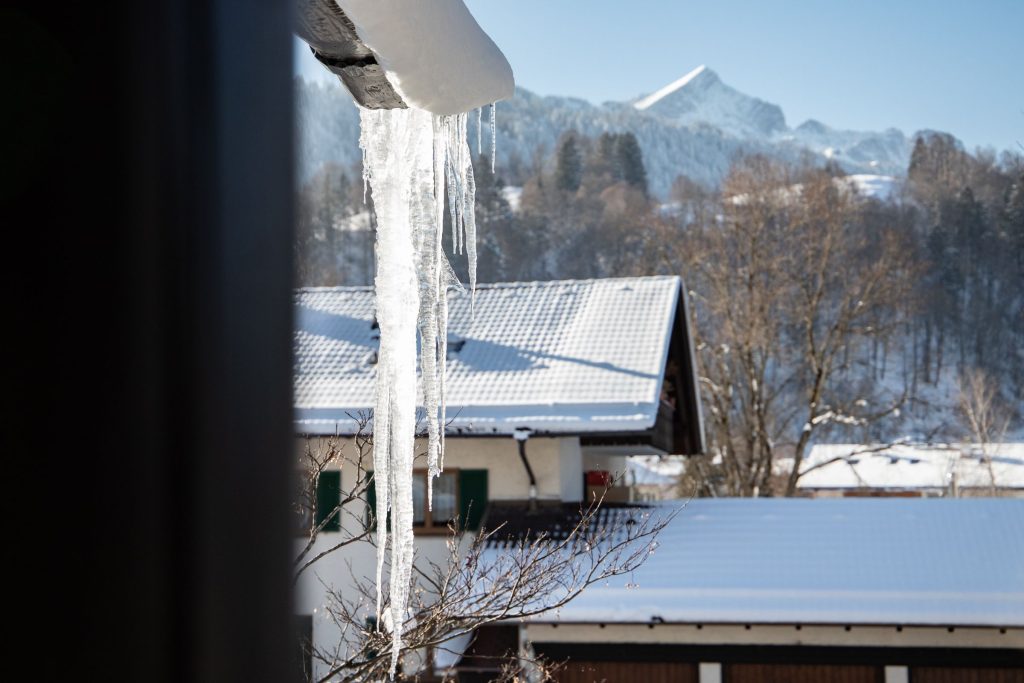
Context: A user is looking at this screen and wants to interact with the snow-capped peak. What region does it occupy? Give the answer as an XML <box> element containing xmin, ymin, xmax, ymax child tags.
<box><xmin>632</xmin><ymin>65</ymin><xmax>787</xmax><ymax>139</ymax></box>
<box><xmin>634</xmin><ymin>64</ymin><xmax>709</xmax><ymax>111</ymax></box>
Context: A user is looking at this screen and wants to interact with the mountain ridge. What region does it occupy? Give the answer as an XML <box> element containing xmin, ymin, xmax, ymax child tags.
<box><xmin>297</xmin><ymin>67</ymin><xmax>929</xmax><ymax>197</ymax></box>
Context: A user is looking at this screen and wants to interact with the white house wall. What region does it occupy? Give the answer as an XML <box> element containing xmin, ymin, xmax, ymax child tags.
<box><xmin>295</xmin><ymin>434</ymin><xmax>580</xmax><ymax>504</ymax></box>
<box><xmin>293</xmin><ymin>433</ymin><xmax>583</xmax><ymax>679</ymax></box>
<box><xmin>560</xmin><ymin>438</ymin><xmax>583</xmax><ymax>502</ymax></box>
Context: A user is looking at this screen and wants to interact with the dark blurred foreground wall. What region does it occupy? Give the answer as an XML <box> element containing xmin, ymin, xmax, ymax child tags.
<box><xmin>2</xmin><ymin>2</ymin><xmax>296</xmax><ymax>681</ymax></box>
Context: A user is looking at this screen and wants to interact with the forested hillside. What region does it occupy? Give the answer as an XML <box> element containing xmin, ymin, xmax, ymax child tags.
<box><xmin>296</xmin><ymin>86</ymin><xmax>1023</xmax><ymax>494</ymax></box>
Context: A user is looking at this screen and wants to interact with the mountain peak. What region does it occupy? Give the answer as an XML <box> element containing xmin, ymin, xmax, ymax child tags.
<box><xmin>631</xmin><ymin>65</ymin><xmax>786</xmax><ymax>139</ymax></box>
<box><xmin>634</xmin><ymin>65</ymin><xmax>715</xmax><ymax>111</ymax></box>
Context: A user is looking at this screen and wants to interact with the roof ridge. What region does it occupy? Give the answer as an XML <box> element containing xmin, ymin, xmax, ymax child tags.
<box><xmin>296</xmin><ymin>275</ymin><xmax>681</xmax><ymax>294</ymax></box>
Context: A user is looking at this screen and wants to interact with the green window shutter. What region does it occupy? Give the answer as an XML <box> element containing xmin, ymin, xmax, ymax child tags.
<box><xmin>459</xmin><ymin>469</ymin><xmax>488</xmax><ymax>531</ymax></box>
<box><xmin>365</xmin><ymin>473</ymin><xmax>376</xmax><ymax>531</ymax></box>
<box><xmin>315</xmin><ymin>470</ymin><xmax>341</xmax><ymax>532</ymax></box>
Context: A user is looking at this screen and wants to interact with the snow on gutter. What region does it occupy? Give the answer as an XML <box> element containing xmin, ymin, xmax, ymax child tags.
<box><xmin>296</xmin><ymin>0</ymin><xmax>514</xmax><ymax>115</ymax></box>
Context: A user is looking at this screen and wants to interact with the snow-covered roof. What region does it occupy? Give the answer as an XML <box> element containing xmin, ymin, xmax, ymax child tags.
<box><xmin>539</xmin><ymin>498</ymin><xmax>1024</xmax><ymax>627</ymax></box>
<box><xmin>799</xmin><ymin>443</ymin><xmax>1024</xmax><ymax>491</ymax></box>
<box><xmin>294</xmin><ymin>276</ymin><xmax>689</xmax><ymax>436</ymax></box>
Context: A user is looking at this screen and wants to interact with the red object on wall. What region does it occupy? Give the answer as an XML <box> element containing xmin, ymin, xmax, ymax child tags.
<box><xmin>585</xmin><ymin>470</ymin><xmax>611</xmax><ymax>486</ymax></box>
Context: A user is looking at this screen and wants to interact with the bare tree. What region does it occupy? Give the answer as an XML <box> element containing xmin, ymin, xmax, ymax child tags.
<box><xmin>294</xmin><ymin>417</ymin><xmax>670</xmax><ymax>681</ymax></box>
<box><xmin>957</xmin><ymin>367</ymin><xmax>1012</xmax><ymax>494</ymax></box>
<box><xmin>645</xmin><ymin>158</ymin><xmax>919</xmax><ymax>496</ymax></box>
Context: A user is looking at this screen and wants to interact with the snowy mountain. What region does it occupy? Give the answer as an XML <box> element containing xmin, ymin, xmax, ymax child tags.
<box><xmin>787</xmin><ymin>119</ymin><xmax>909</xmax><ymax>174</ymax></box>
<box><xmin>297</xmin><ymin>66</ymin><xmax>922</xmax><ymax>198</ymax></box>
<box><xmin>634</xmin><ymin>65</ymin><xmax>787</xmax><ymax>139</ymax></box>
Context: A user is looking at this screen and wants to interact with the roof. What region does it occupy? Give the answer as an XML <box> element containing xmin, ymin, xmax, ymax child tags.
<box><xmin>483</xmin><ymin>502</ymin><xmax>644</xmax><ymax>547</ymax></box>
<box><xmin>294</xmin><ymin>276</ymin><xmax>696</xmax><ymax>437</ymax></box>
<box><xmin>798</xmin><ymin>443</ymin><xmax>1024</xmax><ymax>491</ymax></box>
<box><xmin>533</xmin><ymin>498</ymin><xmax>1024</xmax><ymax>627</ymax></box>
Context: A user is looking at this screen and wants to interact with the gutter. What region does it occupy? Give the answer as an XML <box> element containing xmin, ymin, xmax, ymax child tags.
<box><xmin>513</xmin><ymin>427</ymin><xmax>538</xmax><ymax>513</ymax></box>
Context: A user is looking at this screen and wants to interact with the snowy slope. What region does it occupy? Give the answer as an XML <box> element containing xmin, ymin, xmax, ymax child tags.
<box><xmin>799</xmin><ymin>443</ymin><xmax>1024</xmax><ymax>491</ymax></box>
<box><xmin>786</xmin><ymin>118</ymin><xmax>910</xmax><ymax>174</ymax></box>
<box><xmin>842</xmin><ymin>174</ymin><xmax>898</xmax><ymax>201</ymax></box>
<box><xmin>297</xmin><ymin>67</ymin><xmax>920</xmax><ymax>197</ymax></box>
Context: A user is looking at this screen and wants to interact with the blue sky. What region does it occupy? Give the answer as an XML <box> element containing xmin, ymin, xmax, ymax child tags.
<box><xmin>295</xmin><ymin>0</ymin><xmax>1023</xmax><ymax>152</ymax></box>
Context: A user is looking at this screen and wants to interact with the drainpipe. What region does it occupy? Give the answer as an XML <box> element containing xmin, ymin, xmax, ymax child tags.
<box><xmin>513</xmin><ymin>427</ymin><xmax>537</xmax><ymax>512</ymax></box>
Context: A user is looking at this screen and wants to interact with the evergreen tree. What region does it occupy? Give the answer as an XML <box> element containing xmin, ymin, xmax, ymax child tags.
<box><xmin>596</xmin><ymin>132</ymin><xmax>621</xmax><ymax>180</ymax></box>
<box><xmin>1005</xmin><ymin>173</ymin><xmax>1024</xmax><ymax>277</ymax></box>
<box><xmin>615</xmin><ymin>132</ymin><xmax>647</xmax><ymax>194</ymax></box>
<box><xmin>908</xmin><ymin>136</ymin><xmax>928</xmax><ymax>182</ymax></box>
<box><xmin>554</xmin><ymin>133</ymin><xmax>582</xmax><ymax>193</ymax></box>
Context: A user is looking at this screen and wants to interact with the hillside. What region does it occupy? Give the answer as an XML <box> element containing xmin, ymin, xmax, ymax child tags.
<box><xmin>297</xmin><ymin>66</ymin><xmax>918</xmax><ymax>197</ymax></box>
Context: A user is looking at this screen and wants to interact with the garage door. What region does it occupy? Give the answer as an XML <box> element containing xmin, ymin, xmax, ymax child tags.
<box><xmin>556</xmin><ymin>661</ymin><xmax>697</xmax><ymax>683</ymax></box>
<box><xmin>725</xmin><ymin>663</ymin><xmax>882</xmax><ymax>683</ymax></box>
<box><xmin>911</xmin><ymin>668</ymin><xmax>1024</xmax><ymax>683</ymax></box>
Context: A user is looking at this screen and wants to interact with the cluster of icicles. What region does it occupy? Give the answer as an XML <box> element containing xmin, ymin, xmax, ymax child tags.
<box><xmin>359</xmin><ymin>103</ymin><xmax>495</xmax><ymax>676</ymax></box>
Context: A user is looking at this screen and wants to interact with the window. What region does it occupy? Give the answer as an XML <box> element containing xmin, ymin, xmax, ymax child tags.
<box><xmin>294</xmin><ymin>469</ymin><xmax>342</xmax><ymax>535</ymax></box>
<box><xmin>367</xmin><ymin>468</ymin><xmax>489</xmax><ymax>533</ymax></box>
<box><xmin>315</xmin><ymin>470</ymin><xmax>341</xmax><ymax>533</ymax></box>
<box><xmin>412</xmin><ymin>469</ymin><xmax>459</xmax><ymax>532</ymax></box>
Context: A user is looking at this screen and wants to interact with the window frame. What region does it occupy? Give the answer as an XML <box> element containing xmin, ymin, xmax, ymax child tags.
<box><xmin>412</xmin><ymin>467</ymin><xmax>461</xmax><ymax>535</ymax></box>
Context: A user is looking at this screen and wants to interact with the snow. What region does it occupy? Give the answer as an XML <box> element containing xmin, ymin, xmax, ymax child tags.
<box><xmin>729</xmin><ymin>174</ymin><xmax>898</xmax><ymax>206</ymax></box>
<box><xmin>842</xmin><ymin>173</ymin><xmax>897</xmax><ymax>201</ymax></box>
<box><xmin>790</xmin><ymin>119</ymin><xmax>909</xmax><ymax>176</ymax></box>
<box><xmin>632</xmin><ymin>65</ymin><xmax>787</xmax><ymax>139</ymax></box>
<box><xmin>500</xmin><ymin>185</ymin><xmax>523</xmax><ymax>212</ymax></box>
<box><xmin>629</xmin><ymin>455</ymin><xmax>685</xmax><ymax>486</ymax></box>
<box><xmin>539</xmin><ymin>498</ymin><xmax>1024</xmax><ymax>627</ymax></box>
<box><xmin>799</xmin><ymin>443</ymin><xmax>1024</xmax><ymax>491</ymax></box>
<box><xmin>293</xmin><ymin>277</ymin><xmax>687</xmax><ymax>437</ymax></box>
<box><xmin>336</xmin><ymin>0</ymin><xmax>513</xmax><ymax>115</ymax></box>
<box><xmin>633</xmin><ymin>64</ymin><xmax>708</xmax><ymax>111</ymax></box>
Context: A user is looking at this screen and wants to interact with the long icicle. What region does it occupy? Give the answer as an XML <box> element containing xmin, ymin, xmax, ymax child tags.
<box><xmin>359</xmin><ymin>106</ymin><xmax>480</xmax><ymax>678</ymax></box>
<box><xmin>490</xmin><ymin>102</ymin><xmax>497</xmax><ymax>174</ymax></box>
<box><xmin>360</xmin><ymin>107</ymin><xmax>424</xmax><ymax>678</ymax></box>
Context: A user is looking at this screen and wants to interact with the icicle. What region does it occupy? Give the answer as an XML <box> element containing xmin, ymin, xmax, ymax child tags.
<box><xmin>477</xmin><ymin>107</ymin><xmax>482</xmax><ymax>156</ymax></box>
<box><xmin>490</xmin><ymin>102</ymin><xmax>497</xmax><ymax>174</ymax></box>
<box><xmin>437</xmin><ymin>272</ymin><xmax>449</xmax><ymax>473</ymax></box>
<box><xmin>362</xmin><ymin>144</ymin><xmax>369</xmax><ymax>204</ymax></box>
<box><xmin>358</xmin><ymin>104</ymin><xmax>482</xmax><ymax>678</ymax></box>
<box><xmin>360</xmin><ymin>108</ymin><xmax>428</xmax><ymax>677</ymax></box>
<box><xmin>455</xmin><ymin>114</ymin><xmax>468</xmax><ymax>256</ymax></box>
<box><xmin>458</xmin><ymin>125</ymin><xmax>478</xmax><ymax>308</ymax></box>
<box><xmin>420</xmin><ymin>115</ymin><xmax>447</xmax><ymax>513</ymax></box>
<box><xmin>445</xmin><ymin>119</ymin><xmax>461</xmax><ymax>255</ymax></box>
